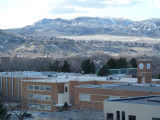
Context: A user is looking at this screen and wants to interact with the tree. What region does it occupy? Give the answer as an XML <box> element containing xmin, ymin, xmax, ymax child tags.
<box><xmin>129</xmin><ymin>58</ymin><xmax>137</xmax><ymax>68</ymax></box>
<box><xmin>158</xmin><ymin>74</ymin><xmax>160</xmax><ymax>79</ymax></box>
<box><xmin>98</xmin><ymin>65</ymin><xmax>109</xmax><ymax>76</ymax></box>
<box><xmin>0</xmin><ymin>100</ymin><xmax>10</xmax><ymax>120</ymax></box>
<box><xmin>0</xmin><ymin>96</ymin><xmax>32</xmax><ymax>120</ymax></box>
<box><xmin>116</xmin><ymin>57</ymin><xmax>128</xmax><ymax>68</ymax></box>
<box><xmin>61</xmin><ymin>60</ymin><xmax>71</xmax><ymax>72</ymax></box>
<box><xmin>81</xmin><ymin>59</ymin><xmax>95</xmax><ymax>74</ymax></box>
<box><xmin>107</xmin><ymin>58</ymin><xmax>117</xmax><ymax>69</ymax></box>
<box><xmin>90</xmin><ymin>61</ymin><xmax>95</xmax><ymax>74</ymax></box>
<box><xmin>50</xmin><ymin>60</ymin><xmax>61</xmax><ymax>72</ymax></box>
<box><xmin>62</xmin><ymin>102</ymin><xmax>69</xmax><ymax>111</ymax></box>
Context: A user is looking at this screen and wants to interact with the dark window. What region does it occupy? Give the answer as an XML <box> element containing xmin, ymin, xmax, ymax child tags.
<box><xmin>117</xmin><ymin>111</ymin><xmax>120</xmax><ymax>120</ymax></box>
<box><xmin>65</xmin><ymin>87</ymin><xmax>68</xmax><ymax>92</ymax></box>
<box><xmin>122</xmin><ymin>111</ymin><xmax>125</xmax><ymax>120</ymax></box>
<box><xmin>129</xmin><ymin>115</ymin><xmax>136</xmax><ymax>120</ymax></box>
<box><xmin>107</xmin><ymin>113</ymin><xmax>113</xmax><ymax>120</ymax></box>
<box><xmin>152</xmin><ymin>118</ymin><xmax>160</xmax><ymax>120</ymax></box>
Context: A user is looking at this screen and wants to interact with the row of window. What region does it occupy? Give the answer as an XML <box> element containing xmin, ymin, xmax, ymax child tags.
<box><xmin>28</xmin><ymin>94</ymin><xmax>51</xmax><ymax>101</ymax></box>
<box><xmin>117</xmin><ymin>111</ymin><xmax>125</xmax><ymax>120</ymax></box>
<box><xmin>27</xmin><ymin>85</ymin><xmax>51</xmax><ymax>92</ymax></box>
<box><xmin>29</xmin><ymin>103</ymin><xmax>51</xmax><ymax>110</ymax></box>
<box><xmin>106</xmin><ymin>112</ymin><xmax>136</xmax><ymax>120</ymax></box>
<box><xmin>107</xmin><ymin>112</ymin><xmax>160</xmax><ymax>120</ymax></box>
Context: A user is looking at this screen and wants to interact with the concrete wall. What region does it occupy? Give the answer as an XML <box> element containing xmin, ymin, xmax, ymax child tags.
<box><xmin>58</xmin><ymin>83</ymin><xmax>69</xmax><ymax>105</ymax></box>
<box><xmin>104</xmin><ymin>101</ymin><xmax>160</xmax><ymax>120</ymax></box>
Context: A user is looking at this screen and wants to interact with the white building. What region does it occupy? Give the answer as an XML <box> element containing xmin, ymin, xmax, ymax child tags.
<box><xmin>104</xmin><ymin>96</ymin><xmax>160</xmax><ymax>120</ymax></box>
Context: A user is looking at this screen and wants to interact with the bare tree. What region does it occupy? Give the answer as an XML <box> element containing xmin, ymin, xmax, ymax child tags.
<box><xmin>0</xmin><ymin>96</ymin><xmax>33</xmax><ymax>120</ymax></box>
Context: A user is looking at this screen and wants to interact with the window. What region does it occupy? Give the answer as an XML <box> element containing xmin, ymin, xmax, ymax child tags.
<box><xmin>122</xmin><ymin>111</ymin><xmax>125</xmax><ymax>120</ymax></box>
<box><xmin>45</xmin><ymin>86</ymin><xmax>51</xmax><ymax>91</ymax></box>
<box><xmin>27</xmin><ymin>94</ymin><xmax>33</xmax><ymax>99</ymax></box>
<box><xmin>45</xmin><ymin>95</ymin><xmax>51</xmax><ymax>101</ymax></box>
<box><xmin>34</xmin><ymin>94</ymin><xmax>39</xmax><ymax>100</ymax></box>
<box><xmin>79</xmin><ymin>94</ymin><xmax>90</xmax><ymax>101</ymax></box>
<box><xmin>107</xmin><ymin>113</ymin><xmax>113</xmax><ymax>120</ymax></box>
<box><xmin>39</xmin><ymin>86</ymin><xmax>45</xmax><ymax>91</ymax></box>
<box><xmin>129</xmin><ymin>115</ymin><xmax>136</xmax><ymax>120</ymax></box>
<box><xmin>117</xmin><ymin>111</ymin><xmax>120</xmax><ymax>120</ymax></box>
<box><xmin>45</xmin><ymin>105</ymin><xmax>51</xmax><ymax>110</ymax></box>
<box><xmin>39</xmin><ymin>104</ymin><xmax>45</xmax><ymax>109</ymax></box>
<box><xmin>39</xmin><ymin>95</ymin><xmax>45</xmax><ymax>100</ymax></box>
<box><xmin>29</xmin><ymin>103</ymin><xmax>51</xmax><ymax>110</ymax></box>
<box><xmin>27</xmin><ymin>85</ymin><xmax>33</xmax><ymax>90</ymax></box>
<box><xmin>34</xmin><ymin>85</ymin><xmax>39</xmax><ymax>90</ymax></box>
<box><xmin>65</xmin><ymin>87</ymin><xmax>68</xmax><ymax>92</ymax></box>
<box><xmin>152</xmin><ymin>118</ymin><xmax>160</xmax><ymax>120</ymax></box>
<box><xmin>27</xmin><ymin>94</ymin><xmax>51</xmax><ymax>101</ymax></box>
<box><xmin>27</xmin><ymin>85</ymin><xmax>51</xmax><ymax>92</ymax></box>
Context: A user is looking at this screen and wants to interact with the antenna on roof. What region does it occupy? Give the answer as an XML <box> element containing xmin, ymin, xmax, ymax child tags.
<box><xmin>129</xmin><ymin>97</ymin><xmax>131</xmax><ymax>101</ymax></box>
<box><xmin>66</xmin><ymin>75</ymin><xmax>68</xmax><ymax>79</ymax></box>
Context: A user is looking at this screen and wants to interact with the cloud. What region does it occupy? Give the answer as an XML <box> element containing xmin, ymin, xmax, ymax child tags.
<box><xmin>103</xmin><ymin>0</ymin><xmax>144</xmax><ymax>5</ymax></box>
<box><xmin>50</xmin><ymin>7</ymin><xmax>86</xmax><ymax>14</ymax></box>
<box><xmin>150</xmin><ymin>0</ymin><xmax>160</xmax><ymax>9</ymax></box>
<box><xmin>49</xmin><ymin>0</ymin><xmax>145</xmax><ymax>15</ymax></box>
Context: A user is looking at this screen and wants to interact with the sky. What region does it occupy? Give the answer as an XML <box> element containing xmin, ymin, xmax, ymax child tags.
<box><xmin>0</xmin><ymin>0</ymin><xmax>160</xmax><ymax>29</ymax></box>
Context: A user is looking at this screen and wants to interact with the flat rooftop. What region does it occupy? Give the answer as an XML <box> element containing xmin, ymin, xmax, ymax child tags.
<box><xmin>22</xmin><ymin>74</ymin><xmax>139</xmax><ymax>83</ymax></box>
<box><xmin>105</xmin><ymin>96</ymin><xmax>160</xmax><ymax>106</ymax></box>
<box><xmin>1</xmin><ymin>71</ymin><xmax>160</xmax><ymax>83</ymax></box>
<box><xmin>77</xmin><ymin>83</ymin><xmax>160</xmax><ymax>92</ymax></box>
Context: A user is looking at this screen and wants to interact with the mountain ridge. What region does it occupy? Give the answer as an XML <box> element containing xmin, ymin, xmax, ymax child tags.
<box><xmin>5</xmin><ymin>17</ymin><xmax>160</xmax><ymax>38</ymax></box>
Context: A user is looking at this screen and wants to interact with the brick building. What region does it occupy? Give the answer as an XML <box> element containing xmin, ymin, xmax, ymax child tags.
<box><xmin>0</xmin><ymin>72</ymin><xmax>127</xmax><ymax>112</ymax></box>
<box><xmin>73</xmin><ymin>59</ymin><xmax>160</xmax><ymax>111</ymax></box>
<box><xmin>0</xmin><ymin>72</ymin><xmax>47</xmax><ymax>99</ymax></box>
<box><xmin>1</xmin><ymin>59</ymin><xmax>160</xmax><ymax>112</ymax></box>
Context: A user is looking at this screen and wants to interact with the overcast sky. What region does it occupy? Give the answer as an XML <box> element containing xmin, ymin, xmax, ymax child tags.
<box><xmin>0</xmin><ymin>0</ymin><xmax>160</xmax><ymax>29</ymax></box>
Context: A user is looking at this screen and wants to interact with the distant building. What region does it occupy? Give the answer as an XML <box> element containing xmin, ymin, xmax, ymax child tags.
<box><xmin>104</xmin><ymin>96</ymin><xmax>160</xmax><ymax>120</ymax></box>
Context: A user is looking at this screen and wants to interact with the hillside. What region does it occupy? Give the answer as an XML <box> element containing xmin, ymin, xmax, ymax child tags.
<box><xmin>6</xmin><ymin>17</ymin><xmax>160</xmax><ymax>38</ymax></box>
<box><xmin>1</xmin><ymin>17</ymin><xmax>160</xmax><ymax>58</ymax></box>
<box><xmin>0</xmin><ymin>29</ymin><xmax>26</xmax><ymax>52</ymax></box>
<box><xmin>0</xmin><ymin>34</ymin><xmax>159</xmax><ymax>58</ymax></box>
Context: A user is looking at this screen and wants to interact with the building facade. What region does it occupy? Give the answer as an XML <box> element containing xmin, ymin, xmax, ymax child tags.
<box><xmin>104</xmin><ymin>96</ymin><xmax>160</xmax><ymax>120</ymax></box>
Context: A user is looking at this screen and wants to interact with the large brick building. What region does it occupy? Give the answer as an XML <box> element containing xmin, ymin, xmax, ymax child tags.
<box><xmin>1</xmin><ymin>59</ymin><xmax>160</xmax><ymax>112</ymax></box>
<box><xmin>0</xmin><ymin>72</ymin><xmax>127</xmax><ymax>112</ymax></box>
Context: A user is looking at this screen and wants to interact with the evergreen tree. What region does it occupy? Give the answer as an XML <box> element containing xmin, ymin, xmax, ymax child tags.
<box><xmin>81</xmin><ymin>58</ymin><xmax>95</xmax><ymax>74</ymax></box>
<box><xmin>98</xmin><ymin>65</ymin><xmax>109</xmax><ymax>76</ymax></box>
<box><xmin>116</xmin><ymin>57</ymin><xmax>128</xmax><ymax>68</ymax></box>
<box><xmin>0</xmin><ymin>100</ymin><xmax>10</xmax><ymax>120</ymax></box>
<box><xmin>50</xmin><ymin>60</ymin><xmax>61</xmax><ymax>72</ymax></box>
<box><xmin>90</xmin><ymin>61</ymin><xmax>95</xmax><ymax>74</ymax></box>
<box><xmin>107</xmin><ymin>58</ymin><xmax>117</xmax><ymax>69</ymax></box>
<box><xmin>129</xmin><ymin>58</ymin><xmax>137</xmax><ymax>68</ymax></box>
<box><xmin>158</xmin><ymin>74</ymin><xmax>160</xmax><ymax>79</ymax></box>
<box><xmin>61</xmin><ymin>60</ymin><xmax>70</xmax><ymax>72</ymax></box>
